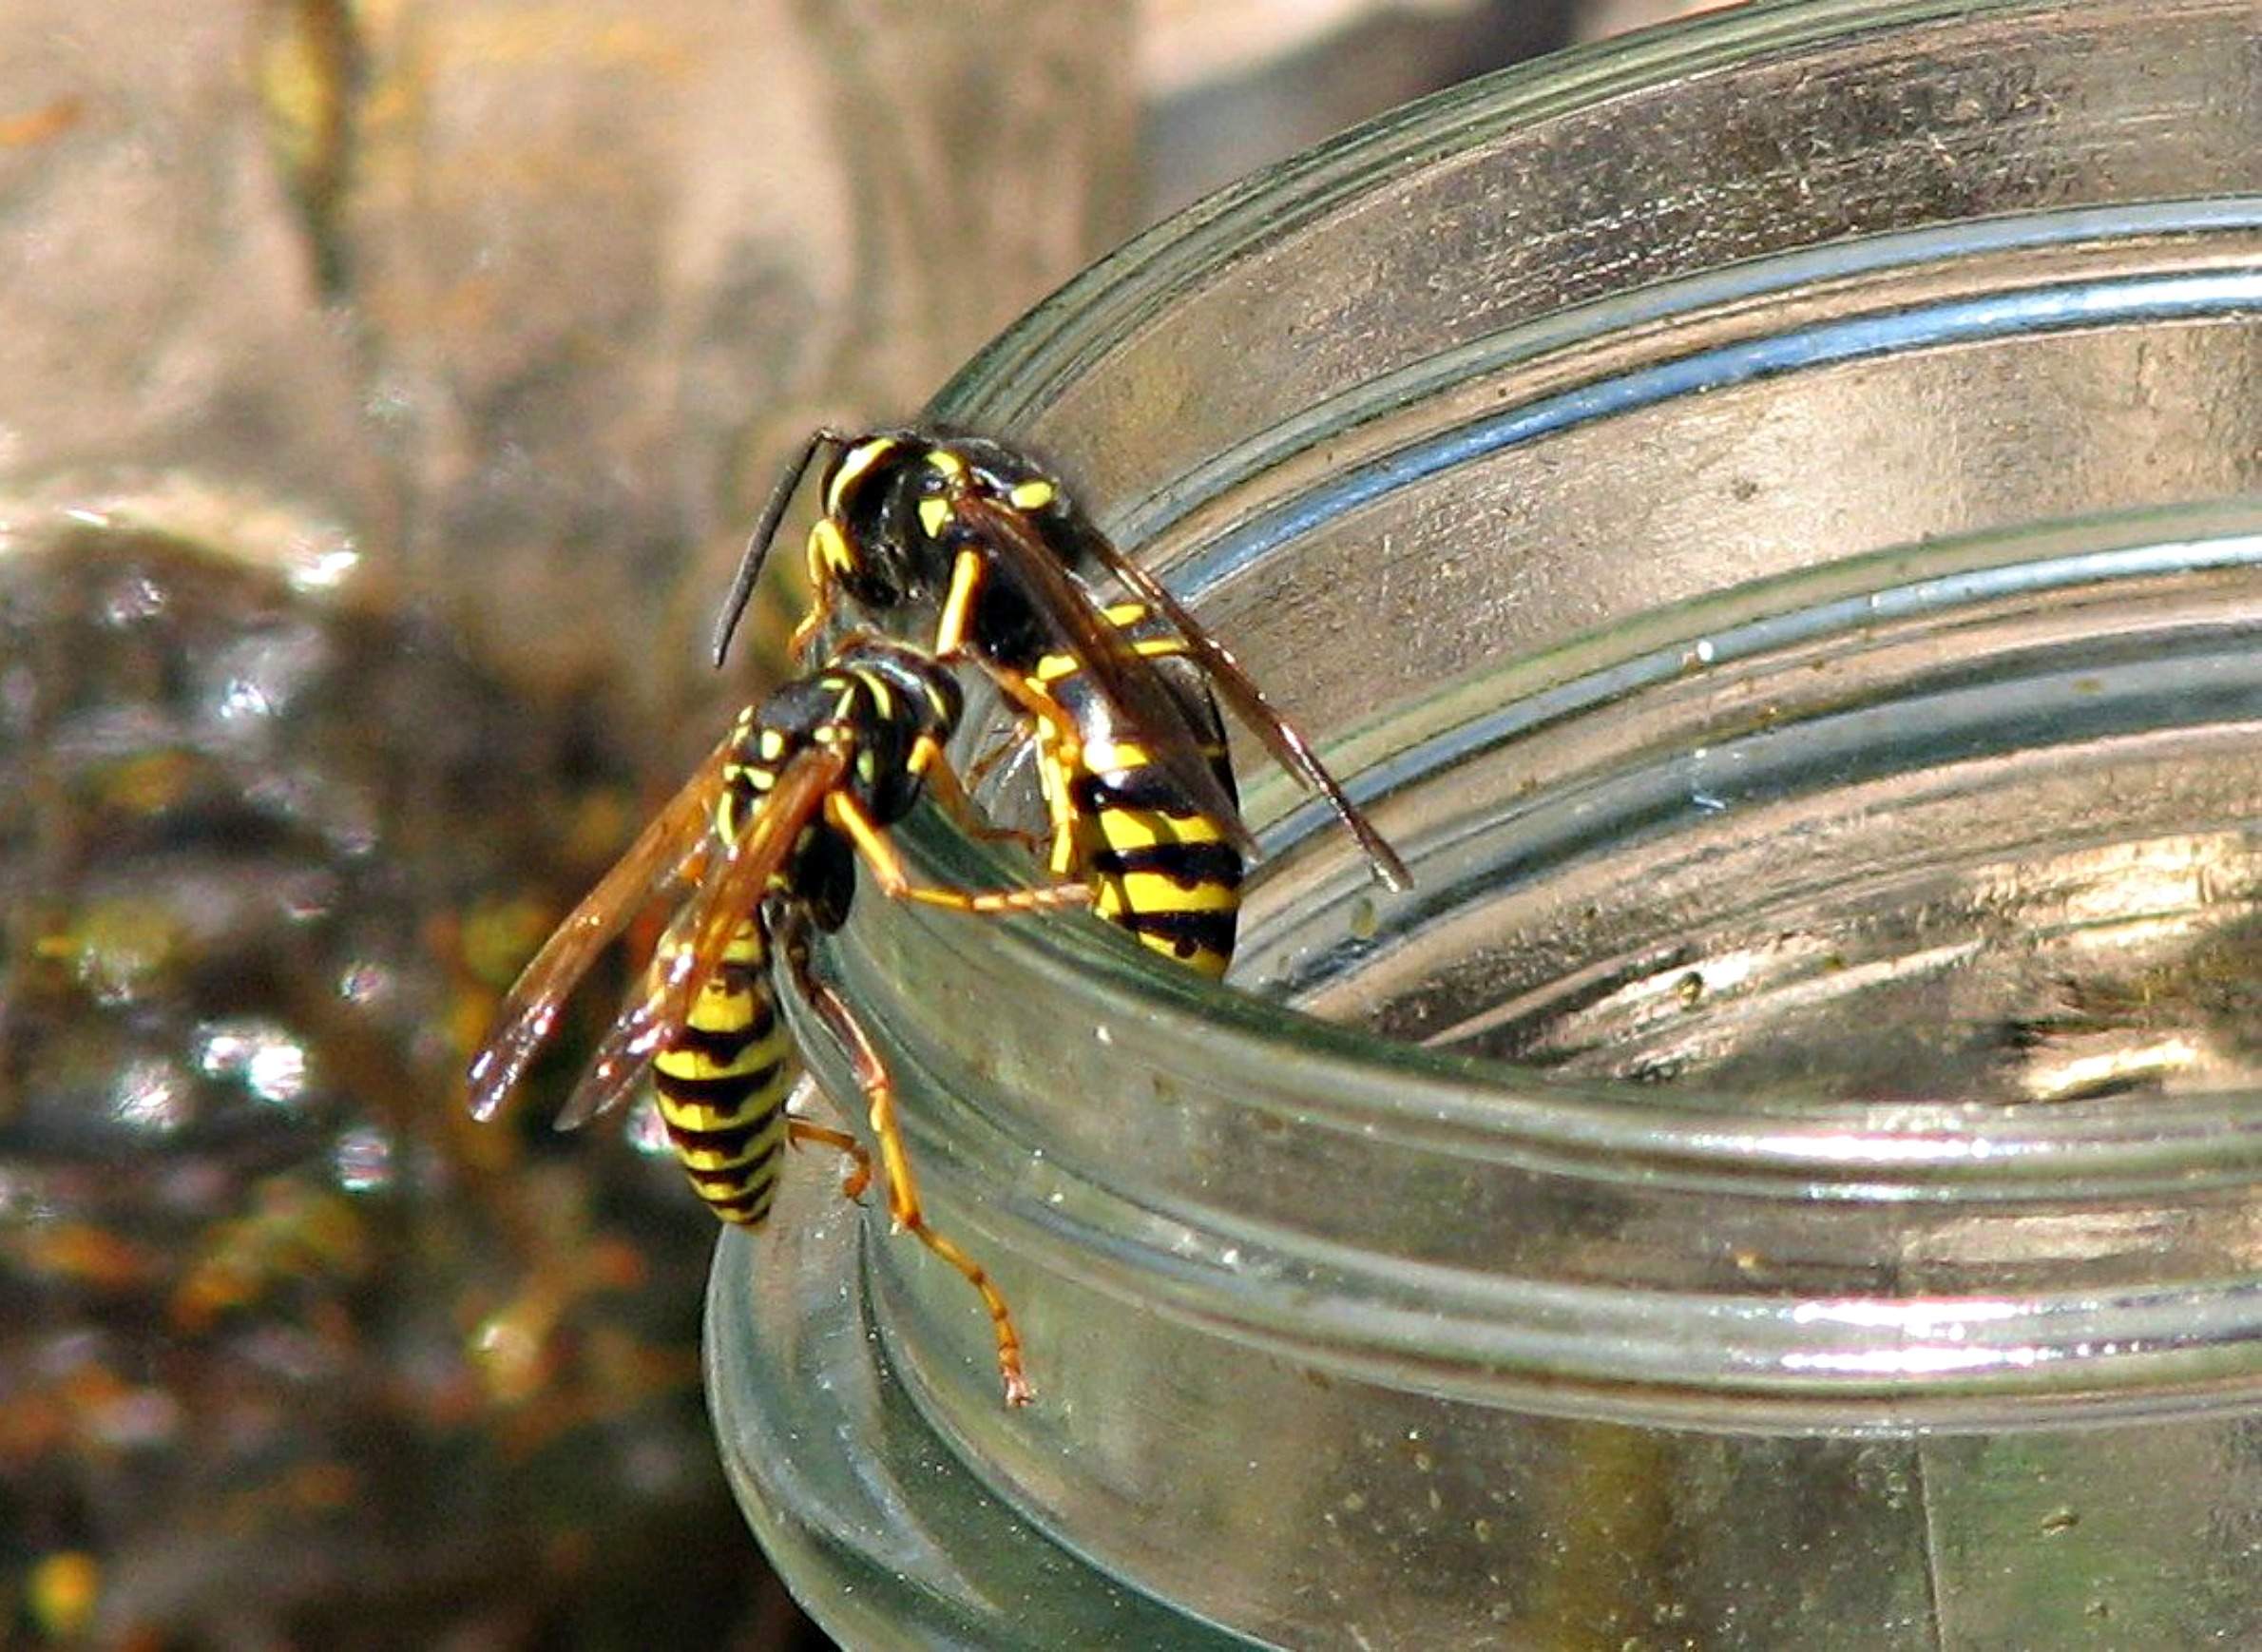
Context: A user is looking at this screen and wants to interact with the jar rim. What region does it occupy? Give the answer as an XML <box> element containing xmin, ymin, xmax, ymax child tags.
<box><xmin>933</xmin><ymin>0</ymin><xmax>2103</xmax><ymax>432</ymax></box>
<box><xmin>725</xmin><ymin>15</ymin><xmax>2262</xmax><ymax>1644</ymax></box>
<box><xmin>871</xmin><ymin>480</ymin><xmax>2262</xmax><ymax>1190</ymax></box>
<box><xmin>905</xmin><ymin>0</ymin><xmax>2262</xmax><ymax>1181</ymax></box>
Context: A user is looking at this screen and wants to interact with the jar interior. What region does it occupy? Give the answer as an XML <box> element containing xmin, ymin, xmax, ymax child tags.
<box><xmin>1245</xmin><ymin>514</ymin><xmax>2262</xmax><ymax>1108</ymax></box>
<box><xmin>721</xmin><ymin>2</ymin><xmax>2262</xmax><ymax>1644</ymax></box>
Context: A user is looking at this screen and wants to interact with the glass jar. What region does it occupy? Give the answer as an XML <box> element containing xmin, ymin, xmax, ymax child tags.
<box><xmin>708</xmin><ymin>2</ymin><xmax>2262</xmax><ymax>1646</ymax></box>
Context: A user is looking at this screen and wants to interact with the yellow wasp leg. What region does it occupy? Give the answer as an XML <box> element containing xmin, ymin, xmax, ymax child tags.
<box><xmin>797</xmin><ymin>972</ymin><xmax>1032</xmax><ymax>1406</ymax></box>
<box><xmin>930</xmin><ymin>549</ymin><xmax>1086</xmax><ymax>777</ymax></box>
<box><xmin>933</xmin><ymin>547</ymin><xmax>984</xmax><ymax>656</ymax></box>
<box><xmin>824</xmin><ymin>790</ymin><xmax>1088</xmax><ymax>914</ymax></box>
<box><xmin>979</xmin><ymin>662</ymin><xmax>1084</xmax><ymax>778</ymax></box>
<box><xmin>960</xmin><ymin>719</ymin><xmax>1036</xmax><ymax>792</ymax></box>
<box><xmin>911</xmin><ymin>733</ymin><xmax>1045</xmax><ymax>855</ymax></box>
<box><xmin>787</xmin><ymin>1118</ymin><xmax>871</xmax><ymax>1202</ymax></box>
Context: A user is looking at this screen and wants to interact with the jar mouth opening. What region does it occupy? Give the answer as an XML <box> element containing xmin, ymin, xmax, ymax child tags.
<box><xmin>910</xmin><ymin>49</ymin><xmax>2262</xmax><ymax>1189</ymax></box>
<box><xmin>885</xmin><ymin>494</ymin><xmax>2262</xmax><ymax>1196</ymax></box>
<box><xmin>724</xmin><ymin>10</ymin><xmax>2262</xmax><ymax>1636</ymax></box>
<box><xmin>875</xmin><ymin>1210</ymin><xmax>2262</xmax><ymax>1423</ymax></box>
<box><xmin>821</xmin><ymin>854</ymin><xmax>2262</xmax><ymax>1414</ymax></box>
<box><xmin>1105</xmin><ymin>203</ymin><xmax>2262</xmax><ymax>616</ymax></box>
<box><xmin>872</xmin><ymin>0</ymin><xmax>2262</xmax><ymax>1243</ymax></box>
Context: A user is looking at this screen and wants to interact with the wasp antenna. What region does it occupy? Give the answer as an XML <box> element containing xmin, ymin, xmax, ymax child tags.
<box><xmin>713</xmin><ymin>428</ymin><xmax>846</xmax><ymax>669</ymax></box>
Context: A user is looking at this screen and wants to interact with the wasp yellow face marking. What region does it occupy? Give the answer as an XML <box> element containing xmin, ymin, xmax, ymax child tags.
<box><xmin>926</xmin><ymin>448</ymin><xmax>968</xmax><ymax>482</ymax></box>
<box><xmin>916</xmin><ymin>495</ymin><xmax>951</xmax><ymax>538</ymax></box>
<box><xmin>758</xmin><ymin>728</ymin><xmax>786</xmax><ymax>761</ymax></box>
<box><xmin>825</xmin><ymin>436</ymin><xmax>896</xmax><ymax>517</ymax></box>
<box><xmin>810</xmin><ymin>516</ymin><xmax>854</xmax><ymax>576</ymax></box>
<box><xmin>1007</xmin><ymin>478</ymin><xmax>1055</xmax><ymax>511</ymax></box>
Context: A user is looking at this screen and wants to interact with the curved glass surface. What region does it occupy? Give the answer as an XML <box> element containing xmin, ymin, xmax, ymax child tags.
<box><xmin>714</xmin><ymin>3</ymin><xmax>2262</xmax><ymax>1646</ymax></box>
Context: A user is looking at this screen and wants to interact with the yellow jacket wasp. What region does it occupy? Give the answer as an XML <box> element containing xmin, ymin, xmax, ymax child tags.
<box><xmin>711</xmin><ymin>430</ymin><xmax>1412</xmax><ymax>932</ymax></box>
<box><xmin>466</xmin><ymin>636</ymin><xmax>1086</xmax><ymax>1405</ymax></box>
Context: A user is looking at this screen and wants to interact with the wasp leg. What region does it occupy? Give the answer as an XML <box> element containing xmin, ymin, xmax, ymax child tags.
<box><xmin>791</xmin><ymin>966</ymin><xmax>1031</xmax><ymax>1407</ymax></box>
<box><xmin>947</xmin><ymin>698</ymin><xmax>1080</xmax><ymax>878</ymax></box>
<box><xmin>933</xmin><ymin>547</ymin><xmax>986</xmax><ymax>657</ymax></box>
<box><xmin>787</xmin><ymin>1119</ymin><xmax>871</xmax><ymax>1202</ymax></box>
<box><xmin>954</xmin><ymin>657</ymin><xmax>1089</xmax><ymax>874</ymax></box>
<box><xmin>931</xmin><ymin>551</ymin><xmax>1085</xmax><ymax>777</ymax></box>
<box><xmin>961</xmin><ymin>720</ymin><xmax>1035</xmax><ymax>792</ymax></box>
<box><xmin>915</xmin><ymin>734</ymin><xmax>1045</xmax><ymax>855</ymax></box>
<box><xmin>1028</xmin><ymin>718</ymin><xmax>1083</xmax><ymax>878</ymax></box>
<box><xmin>825</xmin><ymin>790</ymin><xmax>1088</xmax><ymax>915</ymax></box>
<box><xmin>977</xmin><ymin>661</ymin><xmax>1084</xmax><ymax>778</ymax></box>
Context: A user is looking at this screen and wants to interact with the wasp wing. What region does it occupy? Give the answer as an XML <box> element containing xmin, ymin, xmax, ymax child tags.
<box><xmin>466</xmin><ymin>737</ymin><xmax>736</xmax><ymax>1124</ymax></box>
<box><xmin>552</xmin><ymin>744</ymin><xmax>850</xmax><ymax>1132</ymax></box>
<box><xmin>1074</xmin><ymin>527</ymin><xmax>1412</xmax><ymax>892</ymax></box>
<box><xmin>948</xmin><ymin>490</ymin><xmax>1258</xmax><ymax>858</ymax></box>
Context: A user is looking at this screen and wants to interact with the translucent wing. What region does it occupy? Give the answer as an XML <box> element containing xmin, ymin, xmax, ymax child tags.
<box><xmin>1072</xmin><ymin>522</ymin><xmax>1412</xmax><ymax>892</ymax></box>
<box><xmin>466</xmin><ymin>736</ymin><xmax>735</xmax><ymax>1123</ymax></box>
<box><xmin>551</xmin><ymin>744</ymin><xmax>851</xmax><ymax>1132</ymax></box>
<box><xmin>947</xmin><ymin>489</ymin><xmax>1259</xmax><ymax>859</ymax></box>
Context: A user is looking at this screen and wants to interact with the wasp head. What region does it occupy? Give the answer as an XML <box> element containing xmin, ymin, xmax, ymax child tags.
<box><xmin>813</xmin><ymin>432</ymin><xmax>961</xmax><ymax>608</ymax></box>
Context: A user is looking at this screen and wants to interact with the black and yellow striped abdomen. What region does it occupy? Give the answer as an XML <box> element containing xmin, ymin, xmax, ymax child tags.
<box><xmin>649</xmin><ymin>918</ymin><xmax>795</xmax><ymax>1226</ymax></box>
<box><xmin>470</xmin><ymin>635</ymin><xmax>1066</xmax><ymax>1404</ymax></box>
<box><xmin>1033</xmin><ymin>603</ymin><xmax>1244</xmax><ymax>978</ymax></box>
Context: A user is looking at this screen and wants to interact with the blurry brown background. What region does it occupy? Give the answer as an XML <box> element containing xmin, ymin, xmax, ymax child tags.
<box><xmin>0</xmin><ymin>3</ymin><xmax>1710</xmax><ymax>1646</ymax></box>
